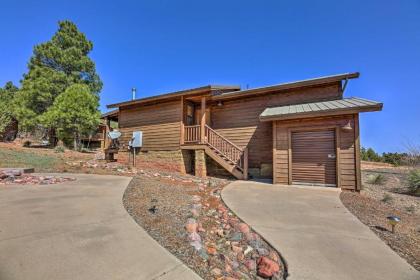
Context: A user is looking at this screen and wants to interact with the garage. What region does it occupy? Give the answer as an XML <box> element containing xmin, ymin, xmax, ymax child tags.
<box><xmin>291</xmin><ymin>129</ymin><xmax>337</xmax><ymax>187</ymax></box>
<box><xmin>259</xmin><ymin>97</ymin><xmax>383</xmax><ymax>190</ymax></box>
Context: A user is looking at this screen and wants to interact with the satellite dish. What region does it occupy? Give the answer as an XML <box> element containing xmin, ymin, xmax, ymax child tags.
<box><xmin>108</xmin><ymin>131</ymin><xmax>121</xmax><ymax>140</ymax></box>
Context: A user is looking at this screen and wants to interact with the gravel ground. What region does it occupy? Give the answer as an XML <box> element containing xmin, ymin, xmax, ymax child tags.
<box><xmin>341</xmin><ymin>169</ymin><xmax>420</xmax><ymax>271</ymax></box>
<box><xmin>361</xmin><ymin>169</ymin><xmax>419</xmax><ymax>215</ymax></box>
<box><xmin>123</xmin><ymin>170</ymin><xmax>285</xmax><ymax>280</ymax></box>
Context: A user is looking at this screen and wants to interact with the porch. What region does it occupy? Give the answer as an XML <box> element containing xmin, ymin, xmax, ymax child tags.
<box><xmin>179</xmin><ymin>96</ymin><xmax>248</xmax><ymax>180</ymax></box>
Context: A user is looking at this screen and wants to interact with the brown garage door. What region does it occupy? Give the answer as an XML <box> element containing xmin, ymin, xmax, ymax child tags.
<box><xmin>291</xmin><ymin>129</ymin><xmax>337</xmax><ymax>186</ymax></box>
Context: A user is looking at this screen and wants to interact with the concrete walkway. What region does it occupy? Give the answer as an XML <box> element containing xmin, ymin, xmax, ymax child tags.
<box><xmin>0</xmin><ymin>173</ymin><xmax>200</xmax><ymax>280</ymax></box>
<box><xmin>222</xmin><ymin>180</ymin><xmax>419</xmax><ymax>280</ymax></box>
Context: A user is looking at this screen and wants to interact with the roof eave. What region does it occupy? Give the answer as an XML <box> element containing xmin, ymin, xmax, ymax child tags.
<box><xmin>213</xmin><ymin>72</ymin><xmax>360</xmax><ymax>101</ymax></box>
<box><xmin>259</xmin><ymin>103</ymin><xmax>383</xmax><ymax>122</ymax></box>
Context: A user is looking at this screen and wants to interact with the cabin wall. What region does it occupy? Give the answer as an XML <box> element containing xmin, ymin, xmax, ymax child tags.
<box><xmin>210</xmin><ymin>83</ymin><xmax>342</xmax><ymax>178</ymax></box>
<box><xmin>116</xmin><ymin>99</ymin><xmax>184</xmax><ymax>171</ymax></box>
<box><xmin>273</xmin><ymin>114</ymin><xmax>358</xmax><ymax>190</ymax></box>
<box><xmin>118</xmin><ymin>100</ymin><xmax>181</xmax><ymax>151</ymax></box>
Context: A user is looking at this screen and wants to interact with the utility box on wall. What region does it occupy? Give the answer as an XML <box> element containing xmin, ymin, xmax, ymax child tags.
<box><xmin>132</xmin><ymin>131</ymin><xmax>143</xmax><ymax>148</ymax></box>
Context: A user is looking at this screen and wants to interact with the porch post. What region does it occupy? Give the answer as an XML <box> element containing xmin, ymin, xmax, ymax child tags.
<box><xmin>200</xmin><ymin>96</ymin><xmax>206</xmax><ymax>143</ymax></box>
<box><xmin>103</xmin><ymin>118</ymin><xmax>111</xmax><ymax>150</ymax></box>
<box><xmin>180</xmin><ymin>96</ymin><xmax>185</xmax><ymax>145</ymax></box>
<box><xmin>243</xmin><ymin>147</ymin><xmax>249</xmax><ymax>180</ymax></box>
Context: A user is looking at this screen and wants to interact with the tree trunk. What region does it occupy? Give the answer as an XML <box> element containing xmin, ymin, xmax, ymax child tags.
<box><xmin>73</xmin><ymin>132</ymin><xmax>78</xmax><ymax>151</ymax></box>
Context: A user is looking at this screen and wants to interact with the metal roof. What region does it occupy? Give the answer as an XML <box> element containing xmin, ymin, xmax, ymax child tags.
<box><xmin>260</xmin><ymin>97</ymin><xmax>383</xmax><ymax>121</ymax></box>
<box><xmin>213</xmin><ymin>72</ymin><xmax>360</xmax><ymax>101</ymax></box>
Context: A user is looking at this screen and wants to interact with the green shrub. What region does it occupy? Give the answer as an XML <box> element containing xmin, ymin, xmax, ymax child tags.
<box><xmin>381</xmin><ymin>194</ymin><xmax>392</xmax><ymax>203</ymax></box>
<box><xmin>54</xmin><ymin>146</ymin><xmax>65</xmax><ymax>153</ymax></box>
<box><xmin>408</xmin><ymin>169</ymin><xmax>420</xmax><ymax>196</ymax></box>
<box><xmin>367</xmin><ymin>174</ymin><xmax>386</xmax><ymax>185</ymax></box>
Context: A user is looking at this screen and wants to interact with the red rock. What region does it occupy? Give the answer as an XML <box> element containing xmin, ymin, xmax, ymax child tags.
<box><xmin>185</xmin><ymin>219</ymin><xmax>198</xmax><ymax>233</ymax></box>
<box><xmin>257</xmin><ymin>256</ymin><xmax>280</xmax><ymax>278</ymax></box>
<box><xmin>207</xmin><ymin>246</ymin><xmax>217</xmax><ymax>255</ymax></box>
<box><xmin>237</xmin><ymin>223</ymin><xmax>250</xmax><ymax>234</ymax></box>
<box><xmin>0</xmin><ymin>172</ymin><xmax>8</xmax><ymax>179</ymax></box>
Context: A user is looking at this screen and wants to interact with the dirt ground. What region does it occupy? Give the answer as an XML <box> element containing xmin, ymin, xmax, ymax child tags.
<box><xmin>0</xmin><ymin>142</ymin><xmax>133</xmax><ymax>176</ymax></box>
<box><xmin>341</xmin><ymin>163</ymin><xmax>420</xmax><ymax>271</ymax></box>
<box><xmin>123</xmin><ymin>170</ymin><xmax>285</xmax><ymax>280</ymax></box>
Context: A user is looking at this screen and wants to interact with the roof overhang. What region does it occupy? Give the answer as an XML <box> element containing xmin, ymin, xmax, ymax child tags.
<box><xmin>213</xmin><ymin>72</ymin><xmax>360</xmax><ymax>101</ymax></box>
<box><xmin>101</xmin><ymin>109</ymin><xmax>119</xmax><ymax>119</ymax></box>
<box><xmin>259</xmin><ymin>97</ymin><xmax>383</xmax><ymax>122</ymax></box>
<box><xmin>107</xmin><ymin>85</ymin><xmax>240</xmax><ymax>109</ymax></box>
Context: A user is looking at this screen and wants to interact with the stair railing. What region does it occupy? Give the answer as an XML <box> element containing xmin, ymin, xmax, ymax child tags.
<box><xmin>204</xmin><ymin>125</ymin><xmax>246</xmax><ymax>171</ymax></box>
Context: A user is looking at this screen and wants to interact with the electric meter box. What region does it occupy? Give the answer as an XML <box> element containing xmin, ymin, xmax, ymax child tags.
<box><xmin>132</xmin><ymin>131</ymin><xmax>143</xmax><ymax>147</ymax></box>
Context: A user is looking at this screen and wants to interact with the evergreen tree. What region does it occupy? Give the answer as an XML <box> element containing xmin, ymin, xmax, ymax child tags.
<box><xmin>0</xmin><ymin>81</ymin><xmax>19</xmax><ymax>133</ymax></box>
<box><xmin>15</xmin><ymin>20</ymin><xmax>102</xmax><ymax>130</ymax></box>
<box><xmin>42</xmin><ymin>84</ymin><xmax>100</xmax><ymax>150</ymax></box>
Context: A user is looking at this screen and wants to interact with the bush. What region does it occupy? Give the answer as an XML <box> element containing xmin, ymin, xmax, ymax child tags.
<box><xmin>367</xmin><ymin>174</ymin><xmax>386</xmax><ymax>185</ymax></box>
<box><xmin>407</xmin><ymin>169</ymin><xmax>420</xmax><ymax>196</ymax></box>
<box><xmin>383</xmin><ymin>152</ymin><xmax>406</xmax><ymax>166</ymax></box>
<box><xmin>22</xmin><ymin>140</ymin><xmax>31</xmax><ymax>147</ymax></box>
<box><xmin>54</xmin><ymin>146</ymin><xmax>65</xmax><ymax>153</ymax></box>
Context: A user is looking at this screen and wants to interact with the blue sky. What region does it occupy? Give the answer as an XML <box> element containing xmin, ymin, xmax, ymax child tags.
<box><xmin>1</xmin><ymin>1</ymin><xmax>419</xmax><ymax>153</ymax></box>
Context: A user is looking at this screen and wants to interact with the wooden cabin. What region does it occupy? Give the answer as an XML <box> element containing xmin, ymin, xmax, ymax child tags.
<box><xmin>106</xmin><ymin>73</ymin><xmax>382</xmax><ymax>190</ymax></box>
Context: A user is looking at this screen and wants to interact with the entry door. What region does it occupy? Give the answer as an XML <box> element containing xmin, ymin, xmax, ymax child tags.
<box><xmin>291</xmin><ymin>129</ymin><xmax>337</xmax><ymax>187</ymax></box>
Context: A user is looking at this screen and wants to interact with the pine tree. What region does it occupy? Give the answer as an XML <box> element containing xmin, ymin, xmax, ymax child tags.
<box><xmin>15</xmin><ymin>20</ymin><xmax>102</xmax><ymax>131</ymax></box>
<box><xmin>0</xmin><ymin>81</ymin><xmax>19</xmax><ymax>134</ymax></box>
<box><xmin>42</xmin><ymin>84</ymin><xmax>101</xmax><ymax>150</ymax></box>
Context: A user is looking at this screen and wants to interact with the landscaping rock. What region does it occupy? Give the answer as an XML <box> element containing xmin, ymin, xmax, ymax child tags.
<box><xmin>185</xmin><ymin>218</ymin><xmax>198</xmax><ymax>233</ymax></box>
<box><xmin>257</xmin><ymin>256</ymin><xmax>280</xmax><ymax>278</ymax></box>
<box><xmin>237</xmin><ymin>222</ymin><xmax>250</xmax><ymax>234</ymax></box>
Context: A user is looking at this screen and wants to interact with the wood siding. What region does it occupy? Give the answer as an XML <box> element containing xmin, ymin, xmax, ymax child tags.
<box><xmin>210</xmin><ymin>83</ymin><xmax>342</xmax><ymax>173</ymax></box>
<box><xmin>273</xmin><ymin>115</ymin><xmax>358</xmax><ymax>190</ymax></box>
<box><xmin>118</xmin><ymin>100</ymin><xmax>181</xmax><ymax>151</ymax></box>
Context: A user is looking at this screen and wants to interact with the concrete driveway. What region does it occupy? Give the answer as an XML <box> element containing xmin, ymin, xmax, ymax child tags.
<box><xmin>222</xmin><ymin>180</ymin><xmax>419</xmax><ymax>280</ymax></box>
<box><xmin>0</xmin><ymin>173</ymin><xmax>200</xmax><ymax>280</ymax></box>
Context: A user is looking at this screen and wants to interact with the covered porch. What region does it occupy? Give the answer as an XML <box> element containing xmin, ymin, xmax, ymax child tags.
<box><xmin>179</xmin><ymin>95</ymin><xmax>249</xmax><ymax>180</ymax></box>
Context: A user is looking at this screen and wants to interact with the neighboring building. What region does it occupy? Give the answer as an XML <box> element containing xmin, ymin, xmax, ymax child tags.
<box><xmin>106</xmin><ymin>73</ymin><xmax>382</xmax><ymax>190</ymax></box>
<box><xmin>0</xmin><ymin>118</ymin><xmax>18</xmax><ymax>142</ymax></box>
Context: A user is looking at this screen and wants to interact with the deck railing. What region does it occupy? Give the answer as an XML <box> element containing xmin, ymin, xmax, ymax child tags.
<box><xmin>204</xmin><ymin>125</ymin><xmax>245</xmax><ymax>169</ymax></box>
<box><xmin>182</xmin><ymin>124</ymin><xmax>248</xmax><ymax>178</ymax></box>
<box><xmin>184</xmin><ymin>125</ymin><xmax>201</xmax><ymax>143</ymax></box>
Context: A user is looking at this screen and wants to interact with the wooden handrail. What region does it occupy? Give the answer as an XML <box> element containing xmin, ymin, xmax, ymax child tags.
<box><xmin>184</xmin><ymin>125</ymin><xmax>201</xmax><ymax>143</ymax></box>
<box><xmin>204</xmin><ymin>125</ymin><xmax>244</xmax><ymax>170</ymax></box>
<box><xmin>204</xmin><ymin>125</ymin><xmax>242</xmax><ymax>151</ymax></box>
<box><xmin>183</xmin><ymin>124</ymin><xmax>248</xmax><ymax>177</ymax></box>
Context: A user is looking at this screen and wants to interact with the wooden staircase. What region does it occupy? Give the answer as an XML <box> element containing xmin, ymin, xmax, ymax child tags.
<box><xmin>183</xmin><ymin>124</ymin><xmax>248</xmax><ymax>180</ymax></box>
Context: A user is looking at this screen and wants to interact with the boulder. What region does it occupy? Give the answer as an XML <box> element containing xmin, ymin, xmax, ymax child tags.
<box><xmin>257</xmin><ymin>256</ymin><xmax>280</xmax><ymax>278</ymax></box>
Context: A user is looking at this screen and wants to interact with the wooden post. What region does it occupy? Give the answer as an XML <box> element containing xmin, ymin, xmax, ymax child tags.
<box><xmin>180</xmin><ymin>96</ymin><xmax>184</xmax><ymax>145</ymax></box>
<box><xmin>243</xmin><ymin>147</ymin><xmax>249</xmax><ymax>180</ymax></box>
<box><xmin>103</xmin><ymin>118</ymin><xmax>111</xmax><ymax>150</ymax></box>
<box><xmin>200</xmin><ymin>96</ymin><xmax>206</xmax><ymax>143</ymax></box>
<box><xmin>354</xmin><ymin>114</ymin><xmax>362</xmax><ymax>191</ymax></box>
<box><xmin>272</xmin><ymin>121</ymin><xmax>277</xmax><ymax>184</ymax></box>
